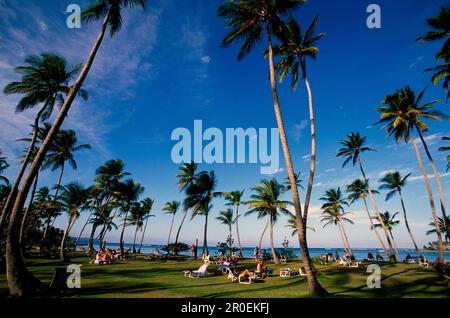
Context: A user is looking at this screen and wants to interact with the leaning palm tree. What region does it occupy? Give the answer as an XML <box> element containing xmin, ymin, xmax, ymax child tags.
<box><xmin>379</xmin><ymin>171</ymin><xmax>419</xmax><ymax>253</ymax></box>
<box><xmin>346</xmin><ymin>179</ymin><xmax>388</xmax><ymax>255</ymax></box>
<box><xmin>427</xmin><ymin>216</ymin><xmax>450</xmax><ymax>243</ymax></box>
<box><xmin>417</xmin><ymin>6</ymin><xmax>450</xmax><ymax>100</ymax></box>
<box><xmin>45</xmin><ymin>129</ymin><xmax>91</xmax><ymax>197</ymax></box>
<box><xmin>56</xmin><ymin>183</ymin><xmax>90</xmax><ymax>262</ymax></box>
<box><xmin>137</xmin><ymin>198</ymin><xmax>154</xmax><ymax>253</ymax></box>
<box><xmin>375</xmin><ymin>88</ymin><xmax>445</xmax><ymax>262</ymax></box>
<box><xmin>439</xmin><ymin>136</ymin><xmax>450</xmax><ymax>171</ymax></box>
<box><xmin>246</xmin><ymin>178</ymin><xmax>291</xmax><ymax>264</ymax></box>
<box><xmin>216</xmin><ymin>208</ymin><xmax>235</xmax><ymax>257</ymax></box>
<box><xmin>162</xmin><ymin>200</ymin><xmax>180</xmax><ymax>250</ymax></box>
<box><xmin>126</xmin><ymin>202</ymin><xmax>144</xmax><ymax>253</ymax></box>
<box><xmin>0</xmin><ymin>54</ymin><xmax>86</xmax><ymax>249</ymax></box>
<box><xmin>173</xmin><ymin>162</ymin><xmax>198</xmax><ymax>256</ymax></box>
<box><xmin>4</xmin><ymin>0</ymin><xmax>147</xmax><ymax>296</ymax></box>
<box><xmin>274</xmin><ymin>15</ymin><xmax>325</xmax><ymax>229</ymax></box>
<box><xmin>320</xmin><ymin>188</ymin><xmax>353</xmax><ymax>255</ymax></box>
<box><xmin>184</xmin><ymin>170</ymin><xmax>220</xmax><ymax>257</ymax></box>
<box><xmin>373</xmin><ymin>211</ymin><xmax>401</xmax><ymax>260</ymax></box>
<box><xmin>222</xmin><ymin>190</ymin><xmax>244</xmax><ymax>257</ymax></box>
<box><xmin>218</xmin><ymin>0</ymin><xmax>325</xmax><ymax>295</ymax></box>
<box><xmin>116</xmin><ymin>179</ymin><xmax>144</xmax><ymax>254</ymax></box>
<box><xmin>337</xmin><ymin>132</ymin><xmax>395</xmax><ymax>261</ymax></box>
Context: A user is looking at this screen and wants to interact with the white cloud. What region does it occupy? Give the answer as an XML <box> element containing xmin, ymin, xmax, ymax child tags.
<box><xmin>200</xmin><ymin>55</ymin><xmax>211</xmax><ymax>64</ymax></box>
<box><xmin>293</xmin><ymin>120</ymin><xmax>308</xmax><ymax>141</ymax></box>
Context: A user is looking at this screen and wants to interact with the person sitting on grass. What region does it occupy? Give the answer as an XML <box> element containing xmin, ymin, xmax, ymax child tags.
<box><xmin>376</xmin><ymin>252</ymin><xmax>384</xmax><ymax>262</ymax></box>
<box><xmin>255</xmin><ymin>259</ymin><xmax>268</xmax><ymax>278</ymax></box>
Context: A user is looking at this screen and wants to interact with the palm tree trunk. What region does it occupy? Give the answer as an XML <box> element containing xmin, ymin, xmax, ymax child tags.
<box><xmin>19</xmin><ymin>171</ymin><xmax>39</xmax><ymax>251</ymax></box>
<box><xmin>75</xmin><ymin>210</ymin><xmax>93</xmax><ymax>248</ymax></box>
<box><xmin>228</xmin><ymin>224</ymin><xmax>232</xmax><ymax>258</ymax></box>
<box><xmin>398</xmin><ymin>190</ymin><xmax>419</xmax><ymax>253</ymax></box>
<box><xmin>88</xmin><ymin>223</ymin><xmax>98</xmax><ymax>253</ymax></box>
<box><xmin>362</xmin><ymin>198</ymin><xmax>388</xmax><ymax>255</ymax></box>
<box><xmin>416</xmin><ymin>126</ymin><xmax>449</xmax><ymax>239</ymax></box>
<box><xmin>389</xmin><ymin>230</ymin><xmax>401</xmax><ymax>260</ymax></box>
<box><xmin>173</xmin><ymin>209</ymin><xmax>188</xmax><ymax>256</ymax></box>
<box><xmin>0</xmin><ymin>105</ymin><xmax>46</xmax><ymax>250</ymax></box>
<box><xmin>337</xmin><ymin>221</ymin><xmax>349</xmax><ymax>253</ymax></box>
<box><xmin>167</xmin><ymin>214</ymin><xmax>175</xmax><ymax>249</ymax></box>
<box><xmin>60</xmin><ymin>217</ymin><xmax>73</xmax><ymax>262</ymax></box>
<box><xmin>203</xmin><ymin>212</ymin><xmax>209</xmax><ymax>257</ymax></box>
<box><xmin>265</xmin><ymin>23</ymin><xmax>326</xmax><ymax>296</ymax></box>
<box><xmin>258</xmin><ymin>219</ymin><xmax>269</xmax><ymax>252</ymax></box>
<box><xmin>357</xmin><ymin>158</ymin><xmax>395</xmax><ymax>261</ymax></box>
<box><xmin>132</xmin><ymin>226</ymin><xmax>138</xmax><ymax>253</ymax></box>
<box><xmin>268</xmin><ymin>215</ymin><xmax>279</xmax><ymax>264</ymax></box>
<box><xmin>409</xmin><ymin>134</ymin><xmax>444</xmax><ymax>261</ymax></box>
<box><xmin>302</xmin><ymin>77</ymin><xmax>316</xmax><ymax>229</ymax></box>
<box><xmin>119</xmin><ymin>209</ymin><xmax>129</xmax><ymax>254</ymax></box>
<box><xmin>5</xmin><ymin>10</ymin><xmax>111</xmax><ymax>298</ymax></box>
<box><xmin>53</xmin><ymin>163</ymin><xmax>65</xmax><ymax>198</ymax></box>
<box><xmin>138</xmin><ymin>217</ymin><xmax>149</xmax><ymax>253</ymax></box>
<box><xmin>235</xmin><ymin>205</ymin><xmax>243</xmax><ymax>258</ymax></box>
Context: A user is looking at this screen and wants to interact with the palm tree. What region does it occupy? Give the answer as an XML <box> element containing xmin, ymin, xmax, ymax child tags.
<box><xmin>439</xmin><ymin>136</ymin><xmax>450</xmax><ymax>171</ymax></box>
<box><xmin>173</xmin><ymin>162</ymin><xmax>198</xmax><ymax>255</ymax></box>
<box><xmin>126</xmin><ymin>202</ymin><xmax>145</xmax><ymax>253</ymax></box>
<box><xmin>35</xmin><ymin>187</ymin><xmax>59</xmax><ymax>244</ymax></box>
<box><xmin>218</xmin><ymin>0</ymin><xmax>326</xmax><ymax>295</ymax></box>
<box><xmin>373</xmin><ymin>211</ymin><xmax>401</xmax><ymax>259</ymax></box>
<box><xmin>5</xmin><ymin>1</ymin><xmax>147</xmax><ymax>296</ymax></box>
<box><xmin>222</xmin><ymin>190</ymin><xmax>244</xmax><ymax>257</ymax></box>
<box><xmin>346</xmin><ymin>179</ymin><xmax>388</xmax><ymax>255</ymax></box>
<box><xmin>56</xmin><ymin>183</ymin><xmax>90</xmax><ymax>262</ymax></box>
<box><xmin>216</xmin><ymin>208</ymin><xmax>235</xmax><ymax>257</ymax></box>
<box><xmin>375</xmin><ymin>88</ymin><xmax>445</xmax><ymax>262</ymax></box>
<box><xmin>274</xmin><ymin>15</ymin><xmax>325</xmax><ymax>229</ymax></box>
<box><xmin>184</xmin><ymin>171</ymin><xmax>220</xmax><ymax>257</ymax></box>
<box><xmin>320</xmin><ymin>188</ymin><xmax>353</xmax><ymax>255</ymax></box>
<box><xmin>283</xmin><ymin>172</ymin><xmax>303</xmax><ymax>191</ymax></box>
<box><xmin>0</xmin><ymin>54</ymin><xmax>86</xmax><ymax>249</ymax></box>
<box><xmin>337</xmin><ymin>132</ymin><xmax>395</xmax><ymax>261</ymax></box>
<box><xmin>417</xmin><ymin>6</ymin><xmax>450</xmax><ymax>100</ymax></box>
<box><xmin>246</xmin><ymin>179</ymin><xmax>291</xmax><ymax>264</ymax></box>
<box><xmin>0</xmin><ymin>184</ymin><xmax>11</xmax><ymax>208</ymax></box>
<box><xmin>379</xmin><ymin>172</ymin><xmax>419</xmax><ymax>253</ymax></box>
<box><xmin>137</xmin><ymin>198</ymin><xmax>154</xmax><ymax>253</ymax></box>
<box><xmin>116</xmin><ymin>179</ymin><xmax>144</xmax><ymax>254</ymax></box>
<box><xmin>45</xmin><ymin>129</ymin><xmax>91</xmax><ymax>198</ymax></box>
<box><xmin>162</xmin><ymin>201</ymin><xmax>180</xmax><ymax>250</ymax></box>
<box><xmin>286</xmin><ymin>212</ymin><xmax>315</xmax><ymax>236</ymax></box>
<box><xmin>0</xmin><ymin>148</ymin><xmax>9</xmax><ymax>184</ymax></box>
<box><xmin>427</xmin><ymin>216</ymin><xmax>450</xmax><ymax>243</ymax></box>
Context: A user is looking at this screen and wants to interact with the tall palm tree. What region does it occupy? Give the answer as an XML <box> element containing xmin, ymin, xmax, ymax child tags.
<box><xmin>126</xmin><ymin>202</ymin><xmax>145</xmax><ymax>253</ymax></box>
<box><xmin>184</xmin><ymin>171</ymin><xmax>220</xmax><ymax>257</ymax></box>
<box><xmin>427</xmin><ymin>216</ymin><xmax>450</xmax><ymax>243</ymax></box>
<box><xmin>5</xmin><ymin>1</ymin><xmax>147</xmax><ymax>296</ymax></box>
<box><xmin>320</xmin><ymin>188</ymin><xmax>353</xmax><ymax>255</ymax></box>
<box><xmin>246</xmin><ymin>178</ymin><xmax>291</xmax><ymax>264</ymax></box>
<box><xmin>379</xmin><ymin>171</ymin><xmax>419</xmax><ymax>253</ymax></box>
<box><xmin>218</xmin><ymin>0</ymin><xmax>326</xmax><ymax>295</ymax></box>
<box><xmin>375</xmin><ymin>88</ymin><xmax>445</xmax><ymax>262</ymax></box>
<box><xmin>138</xmin><ymin>198</ymin><xmax>154</xmax><ymax>253</ymax></box>
<box><xmin>216</xmin><ymin>208</ymin><xmax>235</xmax><ymax>257</ymax></box>
<box><xmin>439</xmin><ymin>136</ymin><xmax>450</xmax><ymax>171</ymax></box>
<box><xmin>222</xmin><ymin>190</ymin><xmax>244</xmax><ymax>257</ymax></box>
<box><xmin>116</xmin><ymin>179</ymin><xmax>144</xmax><ymax>254</ymax></box>
<box><xmin>0</xmin><ymin>148</ymin><xmax>9</xmax><ymax>185</ymax></box>
<box><xmin>274</xmin><ymin>15</ymin><xmax>325</xmax><ymax>229</ymax></box>
<box><xmin>283</xmin><ymin>172</ymin><xmax>303</xmax><ymax>191</ymax></box>
<box><xmin>173</xmin><ymin>162</ymin><xmax>198</xmax><ymax>255</ymax></box>
<box><xmin>56</xmin><ymin>183</ymin><xmax>90</xmax><ymax>262</ymax></box>
<box><xmin>0</xmin><ymin>54</ymin><xmax>86</xmax><ymax>248</ymax></box>
<box><xmin>417</xmin><ymin>6</ymin><xmax>450</xmax><ymax>100</ymax></box>
<box><xmin>346</xmin><ymin>179</ymin><xmax>388</xmax><ymax>255</ymax></box>
<box><xmin>337</xmin><ymin>132</ymin><xmax>395</xmax><ymax>261</ymax></box>
<box><xmin>286</xmin><ymin>212</ymin><xmax>315</xmax><ymax>236</ymax></box>
<box><xmin>162</xmin><ymin>201</ymin><xmax>180</xmax><ymax>250</ymax></box>
<box><xmin>45</xmin><ymin>129</ymin><xmax>91</xmax><ymax>198</ymax></box>
<box><xmin>373</xmin><ymin>211</ymin><xmax>401</xmax><ymax>259</ymax></box>
<box><xmin>35</xmin><ymin>187</ymin><xmax>59</xmax><ymax>244</ymax></box>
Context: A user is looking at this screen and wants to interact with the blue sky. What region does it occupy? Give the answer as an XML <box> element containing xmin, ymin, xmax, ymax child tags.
<box><xmin>0</xmin><ymin>0</ymin><xmax>449</xmax><ymax>249</ymax></box>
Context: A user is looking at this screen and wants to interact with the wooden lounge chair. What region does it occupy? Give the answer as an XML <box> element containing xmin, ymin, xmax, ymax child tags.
<box><xmin>184</xmin><ymin>264</ymin><xmax>209</xmax><ymax>278</ymax></box>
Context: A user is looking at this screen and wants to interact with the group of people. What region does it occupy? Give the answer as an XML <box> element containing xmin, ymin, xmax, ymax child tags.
<box><xmin>92</xmin><ymin>247</ymin><xmax>132</xmax><ymax>265</ymax></box>
<box><xmin>230</xmin><ymin>259</ymin><xmax>269</xmax><ymax>280</ymax></box>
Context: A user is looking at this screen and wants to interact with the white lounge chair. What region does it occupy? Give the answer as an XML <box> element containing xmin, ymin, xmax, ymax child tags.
<box><xmin>280</xmin><ymin>254</ymin><xmax>287</xmax><ymax>264</ymax></box>
<box><xmin>419</xmin><ymin>256</ymin><xmax>429</xmax><ymax>268</ymax></box>
<box><xmin>339</xmin><ymin>257</ymin><xmax>350</xmax><ymax>267</ymax></box>
<box><xmin>348</xmin><ymin>261</ymin><xmax>362</xmax><ymax>268</ymax></box>
<box><xmin>185</xmin><ymin>264</ymin><xmax>209</xmax><ymax>278</ymax></box>
<box><xmin>279</xmin><ymin>268</ymin><xmax>296</xmax><ymax>277</ymax></box>
<box><xmin>299</xmin><ymin>267</ymin><xmax>307</xmax><ymax>276</ymax></box>
<box><xmin>238</xmin><ymin>274</ymin><xmax>256</xmax><ymax>285</ymax></box>
<box><xmin>226</xmin><ymin>268</ymin><xmax>238</xmax><ymax>282</ymax></box>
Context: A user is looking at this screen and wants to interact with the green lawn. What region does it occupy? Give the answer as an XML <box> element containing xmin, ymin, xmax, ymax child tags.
<box><xmin>0</xmin><ymin>255</ymin><xmax>449</xmax><ymax>298</ymax></box>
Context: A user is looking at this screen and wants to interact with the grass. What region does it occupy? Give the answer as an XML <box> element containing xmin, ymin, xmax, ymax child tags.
<box><xmin>0</xmin><ymin>254</ymin><xmax>449</xmax><ymax>298</ymax></box>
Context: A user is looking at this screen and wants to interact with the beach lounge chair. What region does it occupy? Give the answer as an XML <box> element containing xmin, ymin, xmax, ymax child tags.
<box><xmin>299</xmin><ymin>267</ymin><xmax>308</xmax><ymax>276</ymax></box>
<box><xmin>238</xmin><ymin>273</ymin><xmax>258</xmax><ymax>285</ymax></box>
<box><xmin>184</xmin><ymin>264</ymin><xmax>209</xmax><ymax>278</ymax></box>
<box><xmin>279</xmin><ymin>268</ymin><xmax>296</xmax><ymax>277</ymax></box>
<box><xmin>339</xmin><ymin>257</ymin><xmax>350</xmax><ymax>267</ymax></box>
<box><xmin>419</xmin><ymin>256</ymin><xmax>429</xmax><ymax>268</ymax></box>
<box><xmin>348</xmin><ymin>261</ymin><xmax>362</xmax><ymax>268</ymax></box>
<box><xmin>280</xmin><ymin>254</ymin><xmax>287</xmax><ymax>264</ymax></box>
<box><xmin>226</xmin><ymin>268</ymin><xmax>238</xmax><ymax>282</ymax></box>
